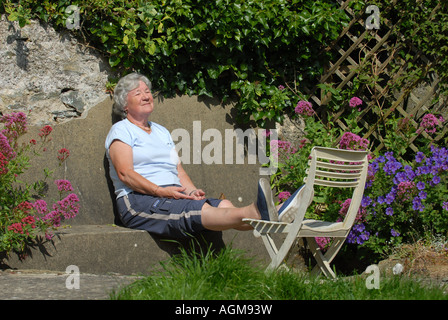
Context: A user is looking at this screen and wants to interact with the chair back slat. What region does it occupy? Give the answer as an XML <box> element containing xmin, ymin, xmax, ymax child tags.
<box><xmin>314</xmin><ymin>169</ymin><xmax>362</xmax><ymax>180</ymax></box>
<box><xmin>313</xmin><ymin>160</ymin><xmax>365</xmax><ymax>171</ymax></box>
<box><xmin>311</xmin><ymin>179</ymin><xmax>360</xmax><ymax>188</ymax></box>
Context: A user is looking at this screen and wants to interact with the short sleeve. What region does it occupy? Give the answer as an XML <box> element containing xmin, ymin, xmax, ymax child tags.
<box><xmin>105</xmin><ymin>122</ymin><xmax>133</xmax><ymax>150</ymax></box>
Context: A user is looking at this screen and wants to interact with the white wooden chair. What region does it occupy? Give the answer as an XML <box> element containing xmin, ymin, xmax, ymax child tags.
<box><xmin>243</xmin><ymin>146</ymin><xmax>369</xmax><ymax>278</ymax></box>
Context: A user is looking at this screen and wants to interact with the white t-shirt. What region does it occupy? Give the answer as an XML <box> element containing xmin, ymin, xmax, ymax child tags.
<box><xmin>105</xmin><ymin>119</ymin><xmax>180</xmax><ymax>198</ymax></box>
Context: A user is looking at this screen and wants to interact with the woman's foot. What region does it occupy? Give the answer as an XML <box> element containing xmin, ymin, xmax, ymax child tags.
<box><xmin>256</xmin><ymin>178</ymin><xmax>277</xmax><ymax>221</ymax></box>
<box><xmin>278</xmin><ymin>185</ymin><xmax>314</xmax><ymax>223</ymax></box>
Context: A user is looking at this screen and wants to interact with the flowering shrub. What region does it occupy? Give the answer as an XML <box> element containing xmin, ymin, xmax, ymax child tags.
<box><xmin>0</xmin><ymin>112</ymin><xmax>79</xmax><ymax>255</ymax></box>
<box><xmin>358</xmin><ymin>145</ymin><xmax>448</xmax><ymax>255</ymax></box>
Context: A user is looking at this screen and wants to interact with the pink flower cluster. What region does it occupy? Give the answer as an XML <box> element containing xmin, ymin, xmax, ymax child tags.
<box><xmin>315</xmin><ymin>237</ymin><xmax>332</xmax><ymax>250</ymax></box>
<box><xmin>419</xmin><ymin>113</ymin><xmax>444</xmax><ymax>134</ymax></box>
<box><xmin>339</xmin><ymin>132</ymin><xmax>369</xmax><ymax>151</ymax></box>
<box><xmin>278</xmin><ymin>191</ymin><xmax>291</xmax><ymax>202</ymax></box>
<box><xmin>339</xmin><ymin>198</ymin><xmax>365</xmax><ymax>223</ymax></box>
<box><xmin>0</xmin><ymin>112</ymin><xmax>28</xmax><ymax>140</ymax></box>
<box><xmin>6</xmin><ymin>192</ymin><xmax>80</xmax><ymax>239</ymax></box>
<box><xmin>37</xmin><ymin>193</ymin><xmax>80</xmax><ymax>228</ymax></box>
<box><xmin>0</xmin><ymin>131</ymin><xmax>15</xmax><ymax>161</ymax></box>
<box><xmin>55</xmin><ymin>179</ymin><xmax>73</xmax><ymax>192</ymax></box>
<box><xmin>294</xmin><ymin>100</ymin><xmax>314</xmax><ymax>116</ymax></box>
<box><xmin>396</xmin><ymin>181</ymin><xmax>416</xmax><ymax>201</ymax></box>
<box><xmin>0</xmin><ymin>152</ymin><xmax>8</xmax><ymax>175</ymax></box>
<box><xmin>349</xmin><ymin>97</ymin><xmax>363</xmax><ymax>108</ymax></box>
<box><xmin>270</xmin><ymin>139</ymin><xmax>297</xmax><ymax>155</ymax></box>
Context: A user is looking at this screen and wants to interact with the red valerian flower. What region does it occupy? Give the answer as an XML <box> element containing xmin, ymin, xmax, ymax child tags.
<box><xmin>57</xmin><ymin>148</ymin><xmax>70</xmax><ymax>162</ymax></box>
<box><xmin>38</xmin><ymin>125</ymin><xmax>53</xmax><ymax>137</ymax></box>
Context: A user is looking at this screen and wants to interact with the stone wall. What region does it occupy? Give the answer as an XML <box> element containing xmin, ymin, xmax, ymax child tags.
<box><xmin>0</xmin><ymin>15</ymin><xmax>110</xmax><ymax>126</ymax></box>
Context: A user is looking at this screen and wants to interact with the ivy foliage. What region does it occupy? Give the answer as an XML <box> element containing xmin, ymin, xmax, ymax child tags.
<box><xmin>2</xmin><ymin>1</ymin><xmax>447</xmax><ymax>126</ymax></box>
<box><xmin>1</xmin><ymin>0</ymin><xmax>349</xmax><ymax>126</ymax></box>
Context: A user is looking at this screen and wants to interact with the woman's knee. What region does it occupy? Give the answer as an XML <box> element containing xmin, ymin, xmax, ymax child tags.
<box><xmin>218</xmin><ymin>199</ymin><xmax>234</xmax><ymax>208</ymax></box>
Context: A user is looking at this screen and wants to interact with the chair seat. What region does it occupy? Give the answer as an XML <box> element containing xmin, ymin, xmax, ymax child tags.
<box><xmin>298</xmin><ymin>219</ymin><xmax>348</xmax><ymax>237</ymax></box>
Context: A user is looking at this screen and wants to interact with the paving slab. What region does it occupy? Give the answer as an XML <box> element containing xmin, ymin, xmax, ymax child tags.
<box><xmin>0</xmin><ymin>268</ymin><xmax>139</xmax><ymax>300</ymax></box>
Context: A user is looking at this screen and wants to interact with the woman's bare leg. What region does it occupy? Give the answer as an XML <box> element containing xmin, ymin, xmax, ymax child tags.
<box><xmin>201</xmin><ymin>200</ymin><xmax>261</xmax><ymax>232</ymax></box>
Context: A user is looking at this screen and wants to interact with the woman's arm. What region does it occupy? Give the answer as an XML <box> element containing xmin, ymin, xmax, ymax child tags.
<box><xmin>109</xmin><ymin>140</ymin><xmax>193</xmax><ymax>199</ymax></box>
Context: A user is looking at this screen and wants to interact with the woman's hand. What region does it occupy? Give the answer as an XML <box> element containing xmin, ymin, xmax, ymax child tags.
<box><xmin>189</xmin><ymin>189</ymin><xmax>206</xmax><ymax>200</ymax></box>
<box><xmin>156</xmin><ymin>186</ymin><xmax>195</xmax><ymax>199</ymax></box>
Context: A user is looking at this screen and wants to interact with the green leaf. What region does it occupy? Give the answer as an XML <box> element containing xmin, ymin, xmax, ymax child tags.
<box><xmin>146</xmin><ymin>41</ymin><xmax>157</xmax><ymax>55</ymax></box>
<box><xmin>207</xmin><ymin>68</ymin><xmax>221</xmax><ymax>79</ymax></box>
<box><xmin>109</xmin><ymin>56</ymin><xmax>121</xmax><ymax>67</ymax></box>
<box><xmin>253</xmin><ymin>111</ymin><xmax>264</xmax><ymax>121</ymax></box>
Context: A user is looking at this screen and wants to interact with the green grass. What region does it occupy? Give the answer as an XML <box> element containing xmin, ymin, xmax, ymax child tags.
<box><xmin>110</xmin><ymin>246</ymin><xmax>447</xmax><ymax>300</ymax></box>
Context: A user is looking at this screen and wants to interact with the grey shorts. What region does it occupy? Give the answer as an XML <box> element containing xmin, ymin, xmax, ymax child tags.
<box><xmin>116</xmin><ymin>190</ymin><xmax>222</xmax><ymax>239</ymax></box>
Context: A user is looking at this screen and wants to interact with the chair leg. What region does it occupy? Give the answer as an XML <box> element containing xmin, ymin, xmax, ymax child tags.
<box><xmin>266</xmin><ymin>231</ymin><xmax>300</xmax><ymax>271</ymax></box>
<box><xmin>307</xmin><ymin>237</ymin><xmax>345</xmax><ymax>279</ymax></box>
<box><xmin>260</xmin><ymin>233</ymin><xmax>278</xmax><ymax>260</ymax></box>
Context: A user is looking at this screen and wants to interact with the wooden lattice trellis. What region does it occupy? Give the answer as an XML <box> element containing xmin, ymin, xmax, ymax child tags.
<box><xmin>303</xmin><ymin>0</ymin><xmax>447</xmax><ymax>157</ymax></box>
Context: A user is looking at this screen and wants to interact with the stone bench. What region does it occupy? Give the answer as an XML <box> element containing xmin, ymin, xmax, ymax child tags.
<box><xmin>1</xmin><ymin>225</ymin><xmax>272</xmax><ymax>275</ymax></box>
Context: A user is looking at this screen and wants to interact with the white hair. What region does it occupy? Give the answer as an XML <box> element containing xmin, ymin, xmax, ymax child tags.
<box><xmin>113</xmin><ymin>73</ymin><xmax>152</xmax><ymax>119</ymax></box>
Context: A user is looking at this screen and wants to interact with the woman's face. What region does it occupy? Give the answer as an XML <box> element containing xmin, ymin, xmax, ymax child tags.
<box><xmin>125</xmin><ymin>81</ymin><xmax>154</xmax><ymax>117</ymax></box>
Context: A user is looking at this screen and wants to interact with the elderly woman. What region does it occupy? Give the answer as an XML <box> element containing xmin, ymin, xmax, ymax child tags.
<box><xmin>105</xmin><ymin>73</ymin><xmax>299</xmax><ymax>239</ymax></box>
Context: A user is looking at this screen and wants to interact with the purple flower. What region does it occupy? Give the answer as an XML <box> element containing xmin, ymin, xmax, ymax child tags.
<box><xmin>391</xmin><ymin>229</ymin><xmax>400</xmax><ymax>237</ymax></box>
<box><xmin>431</xmin><ymin>175</ymin><xmax>441</xmax><ymax>185</ymax></box>
<box><xmin>418</xmin><ymin>191</ymin><xmax>427</xmax><ymax>200</ymax></box>
<box><xmin>361</xmin><ymin>196</ymin><xmax>372</xmax><ymax>208</ymax></box>
<box><xmin>383</xmin><ymin>158</ymin><xmax>402</xmax><ymax>175</ymax></box>
<box><xmin>415</xmin><ymin>152</ymin><xmax>425</xmax><ymax>163</ymax></box>
<box><xmin>377</xmin><ymin>156</ymin><xmax>386</xmax><ymax>163</ymax></box>
<box><xmin>386</xmin><ymin>207</ymin><xmax>393</xmax><ymax>216</ymax></box>
<box><xmin>416</xmin><ymin>181</ymin><xmax>425</xmax><ymax>190</ymax></box>
<box><xmin>404</xmin><ymin>165</ymin><xmax>416</xmax><ymax>180</ymax></box>
<box><xmin>347</xmin><ymin>223</ymin><xmax>370</xmax><ymax>245</ymax></box>
<box><xmin>412</xmin><ymin>197</ymin><xmax>424</xmax><ymax>212</ymax></box>
<box><xmin>385</xmin><ymin>191</ymin><xmax>395</xmax><ymax>205</ymax></box>
<box><xmin>393</xmin><ymin>172</ymin><xmax>408</xmax><ymax>185</ymax></box>
<box><xmin>0</xmin><ymin>132</ymin><xmax>15</xmax><ymax>160</ymax></box>
<box><xmin>32</xmin><ymin>199</ymin><xmax>48</xmax><ymax>215</ymax></box>
<box><xmin>443</xmin><ymin>202</ymin><xmax>448</xmax><ymax>211</ymax></box>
